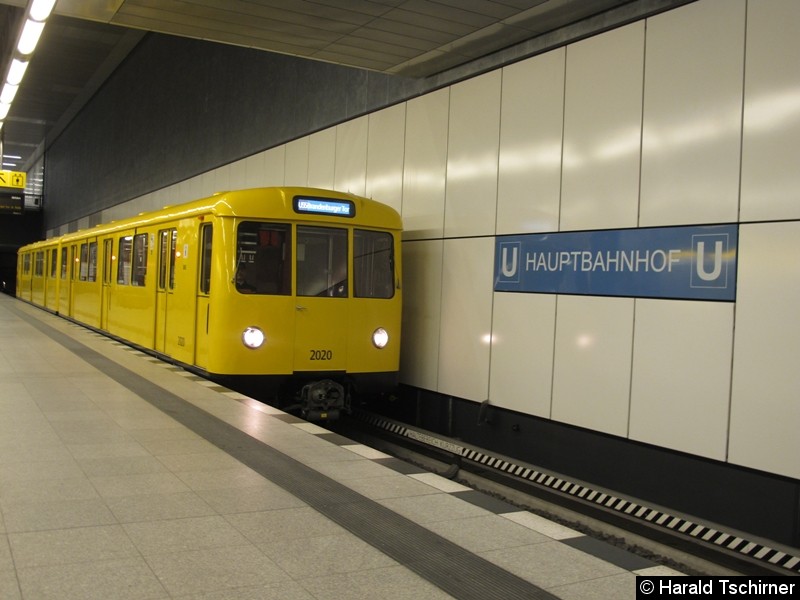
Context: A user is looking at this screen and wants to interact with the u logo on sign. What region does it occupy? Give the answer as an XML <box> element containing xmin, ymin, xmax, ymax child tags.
<box><xmin>695</xmin><ymin>240</ymin><xmax>722</xmax><ymax>281</ymax></box>
<box><xmin>691</xmin><ymin>234</ymin><xmax>729</xmax><ymax>289</ymax></box>
<box><xmin>498</xmin><ymin>243</ymin><xmax>521</xmax><ymax>282</ymax></box>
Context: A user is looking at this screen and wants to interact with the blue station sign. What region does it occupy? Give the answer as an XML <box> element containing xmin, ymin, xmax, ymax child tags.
<box><xmin>494</xmin><ymin>225</ymin><xmax>738</xmax><ymax>301</ymax></box>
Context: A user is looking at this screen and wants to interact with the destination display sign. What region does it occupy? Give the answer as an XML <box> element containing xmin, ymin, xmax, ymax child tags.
<box><xmin>494</xmin><ymin>224</ymin><xmax>738</xmax><ymax>301</ymax></box>
<box><xmin>293</xmin><ymin>196</ymin><xmax>354</xmax><ymax>217</ymax></box>
<box><xmin>0</xmin><ymin>191</ymin><xmax>23</xmax><ymax>214</ymax></box>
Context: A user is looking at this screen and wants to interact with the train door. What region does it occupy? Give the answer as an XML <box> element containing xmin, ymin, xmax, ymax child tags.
<box><xmin>155</xmin><ymin>228</ymin><xmax>177</xmax><ymax>353</ymax></box>
<box><xmin>293</xmin><ymin>226</ymin><xmax>348</xmax><ymax>372</ymax></box>
<box><xmin>194</xmin><ymin>223</ymin><xmax>212</xmax><ymax>368</ymax></box>
<box><xmin>100</xmin><ymin>238</ymin><xmax>114</xmax><ymax>330</ymax></box>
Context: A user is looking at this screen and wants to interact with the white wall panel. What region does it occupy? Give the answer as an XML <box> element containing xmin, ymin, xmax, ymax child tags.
<box><xmin>437</xmin><ymin>237</ymin><xmax>494</xmax><ymax>401</ymax></box>
<box><xmin>284</xmin><ymin>137</ymin><xmax>309</xmax><ymax>187</ymax></box>
<box><xmin>241</xmin><ymin>152</ymin><xmax>265</xmax><ymax>188</ymax></box>
<box><xmin>497</xmin><ymin>49</ymin><xmax>564</xmax><ymax>235</ymax></box>
<box><xmin>741</xmin><ymin>0</ymin><xmax>800</xmax><ymax>222</ymax></box>
<box><xmin>334</xmin><ymin>116</ymin><xmax>368</xmax><ymax>196</ymax></box>
<box><xmin>366</xmin><ymin>104</ymin><xmax>406</xmax><ymax>214</ymax></box>
<box><xmin>200</xmin><ymin>170</ymin><xmax>216</xmax><ymax>197</ymax></box>
<box><xmin>101</xmin><ymin>202</ymin><xmax>128</xmax><ymax>223</ymax></box>
<box><xmin>213</xmin><ymin>165</ymin><xmax>230</xmax><ymax>194</ymax></box>
<box><xmin>489</xmin><ymin>293</ymin><xmax>556</xmax><ymax>417</ymax></box>
<box><xmin>150</xmin><ymin>188</ymin><xmax>169</xmax><ymax>211</ymax></box>
<box><xmin>630</xmin><ymin>299</ymin><xmax>733</xmax><ymax>460</ymax></box>
<box><xmin>176</xmin><ymin>176</ymin><xmax>201</xmax><ymax>205</ymax></box>
<box><xmin>561</xmin><ymin>23</ymin><xmax>643</xmax><ymax>232</ymax></box>
<box><xmin>402</xmin><ymin>89</ymin><xmax>449</xmax><ymax>240</ymax></box>
<box><xmin>263</xmin><ymin>147</ymin><xmax>286</xmax><ymax>186</ymax></box>
<box><xmin>640</xmin><ymin>0</ymin><xmax>745</xmax><ymax>226</ymax></box>
<box><xmin>240</xmin><ymin>148</ymin><xmax>286</xmax><ymax>188</ymax></box>
<box><xmin>307</xmin><ymin>128</ymin><xmax>336</xmax><ymax>189</ymax></box>
<box><xmin>552</xmin><ymin>296</ymin><xmax>634</xmax><ymax>436</ymax></box>
<box><xmin>229</xmin><ymin>159</ymin><xmax>247</xmax><ymax>189</ymax></box>
<box><xmin>730</xmin><ymin>222</ymin><xmax>800</xmax><ymax>480</ymax></box>
<box><xmin>444</xmin><ymin>71</ymin><xmax>501</xmax><ymax>238</ymax></box>
<box><xmin>399</xmin><ymin>240</ymin><xmax>443</xmax><ymax>390</ymax></box>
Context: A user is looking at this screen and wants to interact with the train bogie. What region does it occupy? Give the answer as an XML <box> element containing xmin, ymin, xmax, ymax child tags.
<box><xmin>17</xmin><ymin>187</ymin><xmax>402</xmax><ymax>419</ymax></box>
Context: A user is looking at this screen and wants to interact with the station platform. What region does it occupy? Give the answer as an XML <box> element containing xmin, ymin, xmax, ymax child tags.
<box><xmin>0</xmin><ymin>294</ymin><xmax>684</xmax><ymax>600</ymax></box>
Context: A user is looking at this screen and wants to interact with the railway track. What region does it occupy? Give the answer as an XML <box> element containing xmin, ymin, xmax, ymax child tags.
<box><xmin>323</xmin><ymin>407</ymin><xmax>800</xmax><ymax>578</ymax></box>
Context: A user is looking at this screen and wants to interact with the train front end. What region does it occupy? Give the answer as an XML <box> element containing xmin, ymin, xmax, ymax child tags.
<box><xmin>206</xmin><ymin>188</ymin><xmax>402</xmax><ymax>420</ymax></box>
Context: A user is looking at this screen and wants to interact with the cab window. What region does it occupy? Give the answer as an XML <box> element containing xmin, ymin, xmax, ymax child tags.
<box><xmin>297</xmin><ymin>226</ymin><xmax>347</xmax><ymax>297</ymax></box>
<box><xmin>354</xmin><ymin>230</ymin><xmax>394</xmax><ymax>299</ymax></box>
<box><xmin>235</xmin><ymin>222</ymin><xmax>291</xmax><ymax>295</ymax></box>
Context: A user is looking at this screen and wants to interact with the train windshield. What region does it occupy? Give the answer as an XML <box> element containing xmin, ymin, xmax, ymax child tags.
<box><xmin>354</xmin><ymin>230</ymin><xmax>394</xmax><ymax>299</ymax></box>
<box><xmin>297</xmin><ymin>226</ymin><xmax>348</xmax><ymax>297</ymax></box>
<box><xmin>235</xmin><ymin>222</ymin><xmax>291</xmax><ymax>295</ymax></box>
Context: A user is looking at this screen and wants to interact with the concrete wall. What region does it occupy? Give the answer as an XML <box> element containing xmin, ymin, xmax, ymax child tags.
<box><xmin>43</xmin><ymin>32</ymin><xmax>424</xmax><ymax>229</ymax></box>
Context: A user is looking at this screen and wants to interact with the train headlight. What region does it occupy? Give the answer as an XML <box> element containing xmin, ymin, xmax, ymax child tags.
<box><xmin>372</xmin><ymin>327</ymin><xmax>389</xmax><ymax>349</ymax></box>
<box><xmin>242</xmin><ymin>326</ymin><xmax>265</xmax><ymax>349</ymax></box>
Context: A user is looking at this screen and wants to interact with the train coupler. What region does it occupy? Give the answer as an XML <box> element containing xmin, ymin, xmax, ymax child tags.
<box><xmin>300</xmin><ymin>379</ymin><xmax>346</xmax><ymax>421</ymax></box>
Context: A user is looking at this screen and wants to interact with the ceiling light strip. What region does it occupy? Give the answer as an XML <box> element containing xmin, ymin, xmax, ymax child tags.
<box><xmin>1</xmin><ymin>0</ymin><xmax>58</xmax><ymax>135</ymax></box>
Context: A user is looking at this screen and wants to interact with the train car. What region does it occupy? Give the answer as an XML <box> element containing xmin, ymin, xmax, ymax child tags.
<box><xmin>17</xmin><ymin>187</ymin><xmax>402</xmax><ymax>419</ymax></box>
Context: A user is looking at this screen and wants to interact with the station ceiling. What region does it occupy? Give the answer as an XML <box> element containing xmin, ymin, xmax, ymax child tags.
<box><xmin>0</xmin><ymin>0</ymin><xmax>688</xmax><ymax>174</ymax></box>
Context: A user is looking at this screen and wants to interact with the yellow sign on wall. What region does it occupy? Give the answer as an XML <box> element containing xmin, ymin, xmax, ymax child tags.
<box><xmin>0</xmin><ymin>170</ymin><xmax>26</xmax><ymax>189</ymax></box>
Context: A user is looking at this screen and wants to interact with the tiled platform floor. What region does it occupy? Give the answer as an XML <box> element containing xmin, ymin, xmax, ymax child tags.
<box><xmin>0</xmin><ymin>296</ymin><xmax>682</xmax><ymax>599</ymax></box>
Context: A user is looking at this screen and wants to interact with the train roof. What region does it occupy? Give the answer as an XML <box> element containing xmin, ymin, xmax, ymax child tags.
<box><xmin>20</xmin><ymin>187</ymin><xmax>402</xmax><ymax>251</ymax></box>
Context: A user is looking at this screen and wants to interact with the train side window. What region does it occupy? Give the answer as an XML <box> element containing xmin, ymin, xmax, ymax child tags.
<box><xmin>354</xmin><ymin>230</ymin><xmax>394</xmax><ymax>299</ymax></box>
<box><xmin>133</xmin><ymin>234</ymin><xmax>148</xmax><ymax>285</ymax></box>
<box><xmin>235</xmin><ymin>222</ymin><xmax>291</xmax><ymax>295</ymax></box>
<box><xmin>79</xmin><ymin>244</ymin><xmax>88</xmax><ymax>281</ymax></box>
<box><xmin>34</xmin><ymin>251</ymin><xmax>44</xmax><ymax>277</ymax></box>
<box><xmin>103</xmin><ymin>240</ymin><xmax>113</xmax><ymax>284</ymax></box>
<box><xmin>199</xmin><ymin>224</ymin><xmax>212</xmax><ymax>295</ymax></box>
<box><xmin>117</xmin><ymin>236</ymin><xmax>133</xmax><ymax>285</ymax></box>
<box><xmin>169</xmin><ymin>230</ymin><xmax>178</xmax><ymax>290</ymax></box>
<box><xmin>60</xmin><ymin>248</ymin><xmax>68</xmax><ymax>279</ymax></box>
<box><xmin>158</xmin><ymin>231</ymin><xmax>168</xmax><ymax>289</ymax></box>
<box><xmin>158</xmin><ymin>229</ymin><xmax>177</xmax><ymax>291</ymax></box>
<box><xmin>49</xmin><ymin>249</ymin><xmax>58</xmax><ymax>278</ymax></box>
<box><xmin>296</xmin><ymin>226</ymin><xmax>347</xmax><ymax>297</ymax></box>
<box><xmin>87</xmin><ymin>242</ymin><xmax>98</xmax><ymax>282</ymax></box>
<box><xmin>71</xmin><ymin>245</ymin><xmax>78</xmax><ymax>280</ymax></box>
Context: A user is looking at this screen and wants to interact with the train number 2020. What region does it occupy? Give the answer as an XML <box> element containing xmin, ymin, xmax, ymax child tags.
<box><xmin>309</xmin><ymin>349</ymin><xmax>333</xmax><ymax>361</ymax></box>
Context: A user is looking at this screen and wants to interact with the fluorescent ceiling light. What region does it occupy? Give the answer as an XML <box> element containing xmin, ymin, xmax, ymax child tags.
<box><xmin>1</xmin><ymin>83</ymin><xmax>19</xmax><ymax>104</ymax></box>
<box><xmin>18</xmin><ymin>19</ymin><xmax>45</xmax><ymax>55</ymax></box>
<box><xmin>29</xmin><ymin>0</ymin><xmax>57</xmax><ymax>21</ymax></box>
<box><xmin>0</xmin><ymin>102</ymin><xmax>10</xmax><ymax>119</ymax></box>
<box><xmin>7</xmin><ymin>59</ymin><xmax>29</xmax><ymax>86</ymax></box>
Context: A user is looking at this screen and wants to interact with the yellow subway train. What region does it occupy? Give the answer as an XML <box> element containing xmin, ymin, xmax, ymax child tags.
<box><xmin>16</xmin><ymin>187</ymin><xmax>402</xmax><ymax>419</ymax></box>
